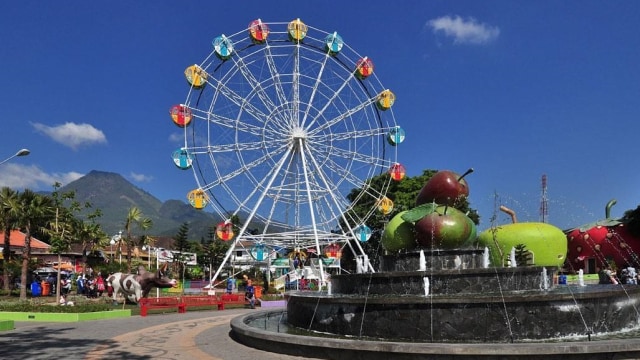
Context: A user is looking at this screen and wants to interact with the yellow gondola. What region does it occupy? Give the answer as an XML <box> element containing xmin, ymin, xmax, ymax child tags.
<box><xmin>288</xmin><ymin>18</ymin><xmax>307</xmax><ymax>43</ymax></box>
<box><xmin>184</xmin><ymin>65</ymin><xmax>207</xmax><ymax>89</ymax></box>
<box><xmin>377</xmin><ymin>90</ymin><xmax>395</xmax><ymax>110</ymax></box>
<box><xmin>187</xmin><ymin>189</ymin><xmax>209</xmax><ymax>209</ymax></box>
<box><xmin>377</xmin><ymin>196</ymin><xmax>394</xmax><ymax>215</ymax></box>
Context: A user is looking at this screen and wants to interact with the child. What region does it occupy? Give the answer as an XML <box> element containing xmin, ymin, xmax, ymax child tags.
<box><xmin>59</xmin><ymin>294</ymin><xmax>74</xmax><ymax>306</ymax></box>
<box><xmin>245</xmin><ymin>280</ymin><xmax>255</xmax><ymax>309</ymax></box>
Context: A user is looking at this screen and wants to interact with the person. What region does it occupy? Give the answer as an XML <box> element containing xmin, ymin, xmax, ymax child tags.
<box><xmin>46</xmin><ymin>273</ymin><xmax>56</xmax><ymax>296</ymax></box>
<box><xmin>245</xmin><ymin>279</ymin><xmax>255</xmax><ymax>309</ymax></box>
<box><xmin>299</xmin><ymin>275</ymin><xmax>308</xmax><ymax>290</ymax></box>
<box><xmin>626</xmin><ymin>266</ymin><xmax>638</xmax><ymax>285</ymax></box>
<box><xmin>76</xmin><ymin>275</ymin><xmax>85</xmax><ymax>296</ymax></box>
<box><xmin>59</xmin><ymin>294</ymin><xmax>74</xmax><ymax>306</ymax></box>
<box><xmin>95</xmin><ymin>274</ymin><xmax>106</xmax><ymax>297</ymax></box>
<box><xmin>61</xmin><ymin>276</ymin><xmax>72</xmax><ymax>295</ymax></box>
<box><xmin>226</xmin><ymin>277</ymin><xmax>235</xmax><ymax>294</ymax></box>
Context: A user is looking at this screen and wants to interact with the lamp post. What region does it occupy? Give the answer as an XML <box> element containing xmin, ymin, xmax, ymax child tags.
<box><xmin>109</xmin><ymin>238</ymin><xmax>115</xmax><ymax>262</ymax></box>
<box><xmin>142</xmin><ymin>245</ymin><xmax>152</xmax><ymax>269</ymax></box>
<box><xmin>0</xmin><ymin>148</ymin><xmax>30</xmax><ymax>166</ymax></box>
<box><xmin>111</xmin><ymin>231</ymin><xmax>122</xmax><ymax>264</ymax></box>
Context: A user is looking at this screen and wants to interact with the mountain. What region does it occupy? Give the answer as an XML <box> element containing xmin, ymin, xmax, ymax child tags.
<box><xmin>59</xmin><ymin>170</ymin><xmax>223</xmax><ymax>240</ymax></box>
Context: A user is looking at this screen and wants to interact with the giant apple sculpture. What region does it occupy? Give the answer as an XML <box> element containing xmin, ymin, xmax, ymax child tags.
<box><xmin>416</xmin><ymin>168</ymin><xmax>474</xmax><ymax>207</ymax></box>
<box><xmin>381</xmin><ymin>210</ymin><xmax>417</xmax><ymax>252</ymax></box>
<box><xmin>402</xmin><ymin>203</ymin><xmax>476</xmax><ymax>249</ymax></box>
<box><xmin>476</xmin><ymin>206</ymin><xmax>567</xmax><ymax>267</ymax></box>
<box><xmin>566</xmin><ymin>199</ymin><xmax>640</xmax><ymax>270</ymax></box>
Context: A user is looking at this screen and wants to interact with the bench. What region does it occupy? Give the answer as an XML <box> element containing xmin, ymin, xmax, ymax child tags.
<box><xmin>180</xmin><ymin>295</ymin><xmax>223</xmax><ymax>312</ymax></box>
<box><xmin>139</xmin><ymin>297</ymin><xmax>184</xmax><ymax>317</ymax></box>
<box><xmin>219</xmin><ymin>293</ymin><xmax>249</xmax><ymax>310</ymax></box>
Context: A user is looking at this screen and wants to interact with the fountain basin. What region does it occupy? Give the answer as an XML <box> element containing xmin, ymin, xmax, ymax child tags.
<box><xmin>287</xmin><ymin>285</ymin><xmax>640</xmax><ymax>342</ymax></box>
<box><xmin>232</xmin><ymin>309</ymin><xmax>640</xmax><ymax>360</ymax></box>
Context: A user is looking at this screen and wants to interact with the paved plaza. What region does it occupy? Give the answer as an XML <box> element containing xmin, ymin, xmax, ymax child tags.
<box><xmin>0</xmin><ymin>308</ymin><xmax>308</xmax><ymax>360</ymax></box>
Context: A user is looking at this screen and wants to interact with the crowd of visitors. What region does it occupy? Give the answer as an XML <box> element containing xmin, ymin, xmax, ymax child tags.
<box><xmin>598</xmin><ymin>264</ymin><xmax>639</xmax><ymax>285</ymax></box>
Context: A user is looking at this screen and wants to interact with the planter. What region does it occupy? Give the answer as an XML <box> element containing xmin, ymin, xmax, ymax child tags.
<box><xmin>0</xmin><ymin>309</ymin><xmax>131</xmax><ymax>322</ymax></box>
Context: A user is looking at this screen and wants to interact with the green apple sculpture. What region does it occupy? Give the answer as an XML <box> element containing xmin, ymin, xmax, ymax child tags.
<box><xmin>416</xmin><ymin>168</ymin><xmax>474</xmax><ymax>207</ymax></box>
<box><xmin>476</xmin><ymin>206</ymin><xmax>567</xmax><ymax>267</ymax></box>
<box><xmin>402</xmin><ymin>203</ymin><xmax>476</xmax><ymax>249</ymax></box>
<box><xmin>381</xmin><ymin>210</ymin><xmax>417</xmax><ymax>252</ymax></box>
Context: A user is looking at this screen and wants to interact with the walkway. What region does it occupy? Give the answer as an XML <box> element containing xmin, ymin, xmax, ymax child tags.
<box><xmin>0</xmin><ymin>308</ymin><xmax>308</xmax><ymax>360</ymax></box>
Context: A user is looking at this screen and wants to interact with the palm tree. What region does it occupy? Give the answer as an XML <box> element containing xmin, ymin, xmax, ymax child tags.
<box><xmin>123</xmin><ymin>206</ymin><xmax>152</xmax><ymax>273</ymax></box>
<box><xmin>16</xmin><ymin>190</ymin><xmax>53</xmax><ymax>300</ymax></box>
<box><xmin>0</xmin><ymin>187</ymin><xmax>19</xmax><ymax>292</ymax></box>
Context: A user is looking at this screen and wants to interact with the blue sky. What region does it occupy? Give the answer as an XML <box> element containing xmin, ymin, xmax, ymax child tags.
<box><xmin>1</xmin><ymin>1</ymin><xmax>639</xmax><ymax>233</ymax></box>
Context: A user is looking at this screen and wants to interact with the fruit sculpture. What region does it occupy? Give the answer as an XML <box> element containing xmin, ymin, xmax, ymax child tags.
<box><xmin>476</xmin><ymin>206</ymin><xmax>567</xmax><ymax>268</ymax></box>
<box><xmin>381</xmin><ymin>168</ymin><xmax>477</xmax><ymax>251</ymax></box>
<box><xmin>565</xmin><ymin>199</ymin><xmax>640</xmax><ymax>270</ymax></box>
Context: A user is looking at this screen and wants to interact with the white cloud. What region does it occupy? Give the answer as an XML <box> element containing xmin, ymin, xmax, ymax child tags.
<box><xmin>428</xmin><ymin>15</ymin><xmax>499</xmax><ymax>45</ymax></box>
<box><xmin>130</xmin><ymin>172</ymin><xmax>153</xmax><ymax>183</ymax></box>
<box><xmin>168</xmin><ymin>132</ymin><xmax>183</xmax><ymax>143</ymax></box>
<box><xmin>32</xmin><ymin>122</ymin><xmax>107</xmax><ymax>150</ymax></box>
<box><xmin>0</xmin><ymin>163</ymin><xmax>83</xmax><ymax>190</ymax></box>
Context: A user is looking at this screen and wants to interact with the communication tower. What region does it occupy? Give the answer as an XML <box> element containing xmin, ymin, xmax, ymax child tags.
<box><xmin>540</xmin><ymin>174</ymin><xmax>548</xmax><ymax>223</ymax></box>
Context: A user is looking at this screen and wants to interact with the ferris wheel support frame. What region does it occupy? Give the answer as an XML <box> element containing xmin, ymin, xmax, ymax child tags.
<box><xmin>209</xmin><ymin>144</ymin><xmax>295</xmax><ymax>288</ymax></box>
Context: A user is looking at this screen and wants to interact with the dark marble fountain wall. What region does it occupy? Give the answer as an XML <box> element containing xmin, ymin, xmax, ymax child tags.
<box><xmin>286</xmin><ymin>250</ymin><xmax>640</xmax><ymax>343</ymax></box>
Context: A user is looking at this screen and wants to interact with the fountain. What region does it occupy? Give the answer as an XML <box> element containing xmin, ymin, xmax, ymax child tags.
<box><xmin>232</xmin><ymin>249</ymin><xmax>640</xmax><ymax>359</ymax></box>
<box><xmin>230</xmin><ymin>172</ymin><xmax>640</xmax><ymax>359</ymax></box>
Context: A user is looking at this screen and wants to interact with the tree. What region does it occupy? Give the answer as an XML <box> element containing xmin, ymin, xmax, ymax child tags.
<box><xmin>199</xmin><ymin>224</ymin><xmax>231</xmax><ymax>283</ymax></box>
<box><xmin>46</xmin><ymin>183</ymin><xmax>77</xmax><ymax>302</ymax></box>
<box><xmin>0</xmin><ymin>187</ymin><xmax>20</xmax><ymax>292</ymax></box>
<box><xmin>173</xmin><ymin>222</ymin><xmax>190</xmax><ymax>282</ymax></box>
<box><xmin>123</xmin><ymin>206</ymin><xmax>152</xmax><ymax>273</ymax></box>
<box><xmin>16</xmin><ymin>190</ymin><xmax>53</xmax><ymax>300</ymax></box>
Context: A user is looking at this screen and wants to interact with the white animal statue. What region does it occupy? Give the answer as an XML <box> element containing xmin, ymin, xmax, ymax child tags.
<box><xmin>107</xmin><ymin>263</ymin><xmax>177</xmax><ymax>304</ymax></box>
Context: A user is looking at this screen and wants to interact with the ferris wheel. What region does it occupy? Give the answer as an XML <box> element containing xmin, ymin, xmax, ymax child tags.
<box><xmin>170</xmin><ymin>19</ymin><xmax>405</xmax><ymax>276</ymax></box>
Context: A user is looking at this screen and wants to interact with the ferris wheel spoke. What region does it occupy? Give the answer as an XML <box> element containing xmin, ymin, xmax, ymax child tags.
<box><xmin>303</xmin><ymin>69</ymin><xmax>358</xmax><ymax>133</ymax></box>
<box><xmin>231</xmin><ymin>56</ymin><xmax>280</xmax><ymax>116</ymax></box>
<box><xmin>311</xmin><ymin>142</ymin><xmax>390</xmax><ymax>168</ymax></box>
<box><xmin>325</xmin><ymin>127</ymin><xmax>391</xmax><ymax>141</ymax></box>
<box><xmin>292</xmin><ymin>44</ymin><xmax>301</xmax><ymax>126</ymax></box>
<box><xmin>201</xmin><ymin>145</ymin><xmax>288</xmax><ymax>191</ymax></box>
<box><xmin>307</xmin><ymin>96</ymin><xmax>379</xmax><ymax>136</ymax></box>
<box><xmin>299</xmin><ymin>52</ymin><xmax>332</xmax><ymax>129</ymax></box>
<box><xmin>264</xmin><ymin>45</ymin><xmax>293</xmax><ymax>121</ymax></box>
<box><xmin>209</xmin><ymin>78</ymin><xmax>270</xmax><ymax>123</ymax></box>
<box><xmin>201</xmin><ymin>138</ymin><xmax>283</xmax><ymax>153</ymax></box>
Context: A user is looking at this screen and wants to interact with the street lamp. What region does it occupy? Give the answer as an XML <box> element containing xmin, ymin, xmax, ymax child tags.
<box><xmin>0</xmin><ymin>148</ymin><xmax>30</xmax><ymax>166</ymax></box>
<box><xmin>142</xmin><ymin>245</ymin><xmax>152</xmax><ymax>269</ymax></box>
<box><xmin>111</xmin><ymin>231</ymin><xmax>122</xmax><ymax>264</ymax></box>
<box><xmin>109</xmin><ymin>238</ymin><xmax>115</xmax><ymax>262</ymax></box>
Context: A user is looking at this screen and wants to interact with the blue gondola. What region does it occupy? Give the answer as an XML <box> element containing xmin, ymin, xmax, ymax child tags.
<box><xmin>172</xmin><ymin>148</ymin><xmax>193</xmax><ymax>170</ymax></box>
<box><xmin>213</xmin><ymin>35</ymin><xmax>234</xmax><ymax>60</ymax></box>
<box><xmin>324</xmin><ymin>32</ymin><xmax>343</xmax><ymax>55</ymax></box>
<box><xmin>355</xmin><ymin>224</ymin><xmax>372</xmax><ymax>242</ymax></box>
<box><xmin>387</xmin><ymin>126</ymin><xmax>405</xmax><ymax>146</ymax></box>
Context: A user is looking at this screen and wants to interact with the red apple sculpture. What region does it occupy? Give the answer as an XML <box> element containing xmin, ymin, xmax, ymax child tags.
<box><xmin>416</xmin><ymin>168</ymin><xmax>474</xmax><ymax>207</ymax></box>
<box><xmin>402</xmin><ymin>203</ymin><xmax>476</xmax><ymax>249</ymax></box>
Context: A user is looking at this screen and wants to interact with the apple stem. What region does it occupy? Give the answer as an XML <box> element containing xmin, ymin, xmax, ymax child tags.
<box><xmin>444</xmin><ymin>204</ymin><xmax>448</xmax><ymax>215</ymax></box>
<box><xmin>457</xmin><ymin>168</ymin><xmax>474</xmax><ymax>182</ymax></box>
<box><xmin>605</xmin><ymin>199</ymin><xmax>617</xmax><ymax>219</ymax></box>
<box><xmin>499</xmin><ymin>205</ymin><xmax>517</xmax><ymax>224</ymax></box>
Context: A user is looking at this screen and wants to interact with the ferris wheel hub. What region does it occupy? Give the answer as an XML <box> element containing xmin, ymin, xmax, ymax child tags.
<box><xmin>291</xmin><ymin>126</ymin><xmax>307</xmax><ymax>140</ymax></box>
